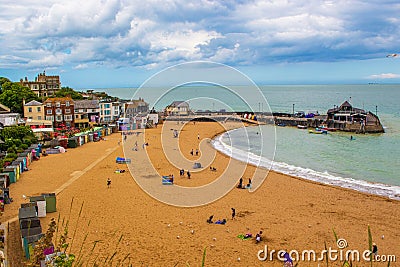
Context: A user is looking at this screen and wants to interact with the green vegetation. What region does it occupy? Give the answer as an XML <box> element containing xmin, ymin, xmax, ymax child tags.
<box><xmin>0</xmin><ymin>125</ymin><xmax>37</xmax><ymax>168</ymax></box>
<box><xmin>0</xmin><ymin>80</ymin><xmax>39</xmax><ymax>114</ymax></box>
<box><xmin>55</xmin><ymin>87</ymin><xmax>83</xmax><ymax>100</ymax></box>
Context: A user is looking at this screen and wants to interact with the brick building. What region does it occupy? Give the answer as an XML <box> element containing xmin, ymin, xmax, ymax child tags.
<box><xmin>43</xmin><ymin>97</ymin><xmax>74</xmax><ymax>128</ymax></box>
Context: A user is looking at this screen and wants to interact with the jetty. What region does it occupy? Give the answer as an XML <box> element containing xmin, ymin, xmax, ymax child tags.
<box><xmin>162</xmin><ymin>101</ymin><xmax>384</xmax><ymax>134</ymax></box>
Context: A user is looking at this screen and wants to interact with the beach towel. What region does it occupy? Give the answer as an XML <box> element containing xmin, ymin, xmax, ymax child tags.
<box><xmin>162</xmin><ymin>175</ymin><xmax>173</xmax><ymax>185</ymax></box>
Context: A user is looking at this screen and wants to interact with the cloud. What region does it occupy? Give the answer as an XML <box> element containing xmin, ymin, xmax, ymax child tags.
<box><xmin>367</xmin><ymin>73</ymin><xmax>400</xmax><ymax>79</ymax></box>
<box><xmin>0</xmin><ymin>0</ymin><xmax>399</xmax><ymax>72</ymax></box>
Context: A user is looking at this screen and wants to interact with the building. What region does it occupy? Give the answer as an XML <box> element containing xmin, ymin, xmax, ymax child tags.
<box><xmin>43</xmin><ymin>97</ymin><xmax>74</xmax><ymax>128</ymax></box>
<box><xmin>99</xmin><ymin>101</ymin><xmax>122</xmax><ymax>123</ymax></box>
<box><xmin>0</xmin><ymin>103</ymin><xmax>25</xmax><ymax>126</ymax></box>
<box><xmin>165</xmin><ymin>101</ymin><xmax>190</xmax><ymax>116</ymax></box>
<box><xmin>326</xmin><ymin>100</ymin><xmax>383</xmax><ymax>133</ymax></box>
<box><xmin>20</xmin><ymin>71</ymin><xmax>61</xmax><ymax>98</ymax></box>
<box><xmin>123</xmin><ymin>98</ymin><xmax>149</xmax><ymax>119</ymax></box>
<box><xmin>23</xmin><ymin>100</ymin><xmax>45</xmax><ymax>120</ymax></box>
<box><xmin>74</xmin><ymin>100</ymin><xmax>100</xmax><ymax>128</ymax></box>
<box><xmin>327</xmin><ymin>101</ymin><xmax>366</xmax><ymax>122</ymax></box>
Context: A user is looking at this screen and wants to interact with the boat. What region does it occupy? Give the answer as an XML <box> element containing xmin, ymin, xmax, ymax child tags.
<box><xmin>318</xmin><ymin>125</ymin><xmax>337</xmax><ymax>132</ymax></box>
<box><xmin>297</xmin><ymin>125</ymin><xmax>307</xmax><ymax>129</ymax></box>
<box><xmin>309</xmin><ymin>128</ymin><xmax>328</xmax><ymax>134</ymax></box>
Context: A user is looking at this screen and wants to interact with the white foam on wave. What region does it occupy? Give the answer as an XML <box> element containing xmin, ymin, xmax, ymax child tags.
<box><xmin>212</xmin><ymin>134</ymin><xmax>400</xmax><ymax>201</ymax></box>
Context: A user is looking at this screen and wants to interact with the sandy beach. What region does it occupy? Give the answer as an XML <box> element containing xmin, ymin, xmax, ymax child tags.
<box><xmin>4</xmin><ymin>121</ymin><xmax>400</xmax><ymax>266</ymax></box>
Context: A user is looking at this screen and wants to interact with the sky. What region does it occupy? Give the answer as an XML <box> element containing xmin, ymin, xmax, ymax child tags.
<box><xmin>0</xmin><ymin>0</ymin><xmax>399</xmax><ymax>88</ymax></box>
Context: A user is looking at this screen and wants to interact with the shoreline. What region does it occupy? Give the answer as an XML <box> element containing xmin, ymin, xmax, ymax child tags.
<box><xmin>5</xmin><ymin>121</ymin><xmax>400</xmax><ymax>266</ymax></box>
<box><xmin>211</xmin><ymin>124</ymin><xmax>400</xmax><ymax>201</ymax></box>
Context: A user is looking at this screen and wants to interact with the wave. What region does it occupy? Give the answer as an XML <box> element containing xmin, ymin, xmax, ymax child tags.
<box><xmin>212</xmin><ymin>133</ymin><xmax>400</xmax><ymax>201</ymax></box>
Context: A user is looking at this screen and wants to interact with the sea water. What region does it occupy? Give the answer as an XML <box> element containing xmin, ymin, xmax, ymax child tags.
<box><xmin>95</xmin><ymin>84</ymin><xmax>400</xmax><ymax>199</ymax></box>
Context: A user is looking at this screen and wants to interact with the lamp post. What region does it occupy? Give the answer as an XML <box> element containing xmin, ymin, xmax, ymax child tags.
<box><xmin>292</xmin><ymin>104</ymin><xmax>295</xmax><ymax>117</ymax></box>
<box><xmin>376</xmin><ymin>105</ymin><xmax>378</xmax><ymax>125</ymax></box>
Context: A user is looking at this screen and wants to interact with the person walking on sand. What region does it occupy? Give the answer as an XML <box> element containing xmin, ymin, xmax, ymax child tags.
<box><xmin>107</xmin><ymin>178</ymin><xmax>111</xmax><ymax>188</ymax></box>
<box><xmin>231</xmin><ymin>207</ymin><xmax>236</xmax><ymax>220</ymax></box>
<box><xmin>187</xmin><ymin>170</ymin><xmax>191</xmax><ymax>179</ymax></box>
<box><xmin>190</xmin><ymin>149</ymin><xmax>194</xmax><ymax>156</ymax></box>
<box><xmin>197</xmin><ymin>133</ymin><xmax>200</xmax><ymax>140</ymax></box>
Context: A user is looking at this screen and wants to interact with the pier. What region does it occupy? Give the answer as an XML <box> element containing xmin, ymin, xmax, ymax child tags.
<box><xmin>163</xmin><ymin>109</ymin><xmax>384</xmax><ymax>133</ymax></box>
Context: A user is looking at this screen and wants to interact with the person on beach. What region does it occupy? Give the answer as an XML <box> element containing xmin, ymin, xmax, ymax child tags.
<box><xmin>107</xmin><ymin>178</ymin><xmax>111</xmax><ymax>188</ymax></box>
<box><xmin>190</xmin><ymin>149</ymin><xmax>194</xmax><ymax>156</ymax></box>
<box><xmin>246</xmin><ymin>178</ymin><xmax>252</xmax><ymax>189</ymax></box>
<box><xmin>237</xmin><ymin>178</ymin><xmax>243</xmax><ymax>188</ymax></box>
<box><xmin>372</xmin><ymin>243</ymin><xmax>378</xmax><ymax>256</ymax></box>
<box><xmin>187</xmin><ymin>170</ymin><xmax>191</xmax><ymax>179</ymax></box>
<box><xmin>180</xmin><ymin>169</ymin><xmax>185</xmax><ymax>176</ymax></box>
<box><xmin>231</xmin><ymin>208</ymin><xmax>236</xmax><ymax>220</ymax></box>
<box><xmin>195</xmin><ymin>149</ymin><xmax>199</xmax><ymax>156</ymax></box>
<box><xmin>215</xmin><ymin>219</ymin><xmax>227</xmax><ymax>225</ymax></box>
<box><xmin>207</xmin><ymin>215</ymin><xmax>214</xmax><ymax>223</ymax></box>
<box><xmin>197</xmin><ymin>133</ymin><xmax>200</xmax><ymax>140</ymax></box>
<box><xmin>255</xmin><ymin>231</ymin><xmax>263</xmax><ymax>243</ymax></box>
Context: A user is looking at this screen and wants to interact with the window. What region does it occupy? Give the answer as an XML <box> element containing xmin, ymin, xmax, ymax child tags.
<box><xmin>104</xmin><ymin>104</ymin><xmax>110</xmax><ymax>109</ymax></box>
<box><xmin>65</xmin><ymin>109</ymin><xmax>70</xmax><ymax>114</ymax></box>
<box><xmin>105</xmin><ymin>110</ymin><xmax>111</xmax><ymax>115</ymax></box>
<box><xmin>38</xmin><ymin>116</ymin><xmax>42</xmax><ymax>120</ymax></box>
<box><xmin>46</xmin><ymin>116</ymin><xmax>54</xmax><ymax>121</ymax></box>
<box><xmin>56</xmin><ymin>102</ymin><xmax>60</xmax><ymax>107</ymax></box>
<box><xmin>46</xmin><ymin>102</ymin><xmax>52</xmax><ymax>107</ymax></box>
<box><xmin>66</xmin><ymin>101</ymin><xmax>70</xmax><ymax>107</ymax></box>
<box><xmin>75</xmin><ymin>114</ymin><xmax>80</xmax><ymax>119</ymax></box>
<box><xmin>114</xmin><ymin>110</ymin><xmax>119</xmax><ymax>115</ymax></box>
<box><xmin>56</xmin><ymin>115</ymin><xmax>63</xmax><ymax>122</ymax></box>
<box><xmin>28</xmin><ymin>116</ymin><xmax>33</xmax><ymax>120</ymax></box>
<box><xmin>46</xmin><ymin>109</ymin><xmax>52</xmax><ymax>115</ymax></box>
<box><xmin>64</xmin><ymin>115</ymin><xmax>72</xmax><ymax>121</ymax></box>
<box><xmin>37</xmin><ymin>107</ymin><xmax>41</xmax><ymax>112</ymax></box>
<box><xmin>28</xmin><ymin>107</ymin><xmax>32</xmax><ymax>112</ymax></box>
<box><xmin>56</xmin><ymin>108</ymin><xmax>62</xmax><ymax>114</ymax></box>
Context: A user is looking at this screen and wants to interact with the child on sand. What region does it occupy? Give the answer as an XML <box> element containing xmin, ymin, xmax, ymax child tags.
<box><xmin>107</xmin><ymin>178</ymin><xmax>111</xmax><ymax>188</ymax></box>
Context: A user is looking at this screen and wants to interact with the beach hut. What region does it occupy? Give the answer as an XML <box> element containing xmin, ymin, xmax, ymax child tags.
<box><xmin>16</xmin><ymin>157</ymin><xmax>27</xmax><ymax>171</ymax></box>
<box><xmin>67</xmin><ymin>137</ymin><xmax>78</xmax><ymax>148</ymax></box>
<box><xmin>0</xmin><ymin>173</ymin><xmax>10</xmax><ymax>188</ymax></box>
<box><xmin>11</xmin><ymin>161</ymin><xmax>22</xmax><ymax>177</ymax></box>
<box><xmin>30</xmin><ymin>195</ymin><xmax>47</xmax><ymax>217</ymax></box>
<box><xmin>3</xmin><ymin>166</ymin><xmax>17</xmax><ymax>183</ymax></box>
<box><xmin>42</xmin><ymin>193</ymin><xmax>56</xmax><ymax>213</ymax></box>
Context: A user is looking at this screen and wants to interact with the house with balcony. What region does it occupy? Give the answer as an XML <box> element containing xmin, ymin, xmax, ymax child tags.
<box><xmin>43</xmin><ymin>97</ymin><xmax>74</xmax><ymax>128</ymax></box>
<box><xmin>20</xmin><ymin>70</ymin><xmax>61</xmax><ymax>99</ymax></box>
<box><xmin>74</xmin><ymin>100</ymin><xmax>100</xmax><ymax>128</ymax></box>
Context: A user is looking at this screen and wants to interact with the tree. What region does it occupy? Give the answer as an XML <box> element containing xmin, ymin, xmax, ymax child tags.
<box><xmin>0</xmin><ymin>77</ymin><xmax>11</xmax><ymax>93</ymax></box>
<box><xmin>55</xmin><ymin>87</ymin><xmax>83</xmax><ymax>100</ymax></box>
<box><xmin>0</xmin><ymin>81</ymin><xmax>39</xmax><ymax>114</ymax></box>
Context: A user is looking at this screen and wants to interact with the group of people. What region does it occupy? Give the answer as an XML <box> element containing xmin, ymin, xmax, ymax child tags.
<box><xmin>190</xmin><ymin>149</ymin><xmax>199</xmax><ymax>156</ymax></box>
<box><xmin>180</xmin><ymin>169</ymin><xmax>191</xmax><ymax>179</ymax></box>
<box><xmin>237</xmin><ymin>178</ymin><xmax>252</xmax><ymax>189</ymax></box>
<box><xmin>206</xmin><ymin>207</ymin><xmax>264</xmax><ymax>243</ymax></box>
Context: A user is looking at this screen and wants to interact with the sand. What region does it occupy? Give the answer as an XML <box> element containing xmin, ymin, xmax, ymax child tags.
<box><xmin>3</xmin><ymin>121</ymin><xmax>400</xmax><ymax>266</ymax></box>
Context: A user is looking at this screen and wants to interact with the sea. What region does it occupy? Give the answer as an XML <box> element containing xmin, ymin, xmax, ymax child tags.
<box><xmin>93</xmin><ymin>84</ymin><xmax>400</xmax><ymax>200</ymax></box>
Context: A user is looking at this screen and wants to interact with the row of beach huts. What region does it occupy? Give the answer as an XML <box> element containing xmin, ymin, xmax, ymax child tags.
<box><xmin>1</xmin><ymin>125</ymin><xmax>116</xmax><ymax>266</ymax></box>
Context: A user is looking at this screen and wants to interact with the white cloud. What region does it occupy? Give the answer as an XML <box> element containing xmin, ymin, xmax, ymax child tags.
<box><xmin>368</xmin><ymin>73</ymin><xmax>400</xmax><ymax>79</ymax></box>
<box><xmin>0</xmin><ymin>0</ymin><xmax>399</xmax><ymax>72</ymax></box>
